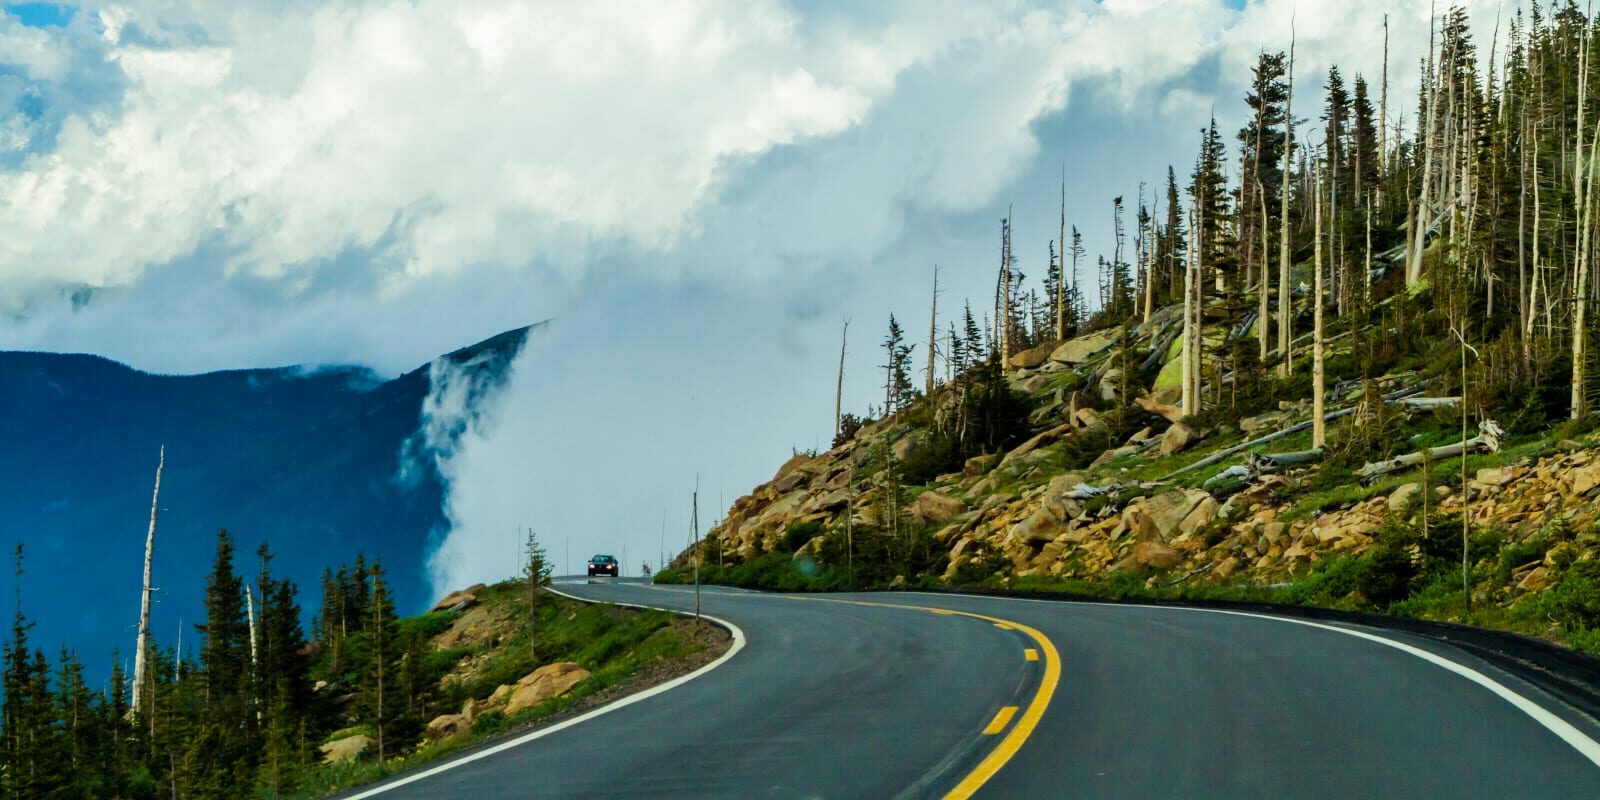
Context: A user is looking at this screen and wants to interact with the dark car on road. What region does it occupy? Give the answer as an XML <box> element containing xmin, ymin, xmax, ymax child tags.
<box><xmin>587</xmin><ymin>554</ymin><xmax>619</xmax><ymax>577</ymax></box>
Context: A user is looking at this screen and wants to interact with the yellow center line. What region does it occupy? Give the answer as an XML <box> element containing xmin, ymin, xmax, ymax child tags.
<box><xmin>992</xmin><ymin>622</ymin><xmax>1014</xmax><ymax>630</ymax></box>
<box><xmin>773</xmin><ymin>593</ymin><xmax>1060</xmax><ymax>799</ymax></box>
<box><xmin>1024</xmin><ymin>648</ymin><xmax>1039</xmax><ymax>662</ymax></box>
<box><xmin>982</xmin><ymin>706</ymin><xmax>1018</xmax><ymax>735</ymax></box>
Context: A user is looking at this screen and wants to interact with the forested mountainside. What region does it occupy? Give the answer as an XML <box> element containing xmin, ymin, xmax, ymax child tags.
<box><xmin>664</xmin><ymin>5</ymin><xmax>1600</xmax><ymax>655</ymax></box>
<box><xmin>0</xmin><ymin>325</ymin><xmax>530</xmax><ymax>674</ymax></box>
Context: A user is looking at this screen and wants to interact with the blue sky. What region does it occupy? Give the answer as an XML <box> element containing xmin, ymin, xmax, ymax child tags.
<box><xmin>0</xmin><ymin>0</ymin><xmax>1482</xmax><ymax>592</ymax></box>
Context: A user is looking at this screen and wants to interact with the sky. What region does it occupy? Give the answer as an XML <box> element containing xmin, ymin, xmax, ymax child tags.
<box><xmin>0</xmin><ymin>0</ymin><xmax>1513</xmax><ymax>598</ymax></box>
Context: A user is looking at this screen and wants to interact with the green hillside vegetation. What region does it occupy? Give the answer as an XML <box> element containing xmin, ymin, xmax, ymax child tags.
<box><xmin>660</xmin><ymin>5</ymin><xmax>1600</xmax><ymax>656</ymax></box>
<box><xmin>0</xmin><ymin>534</ymin><xmax>722</xmax><ymax>799</ymax></box>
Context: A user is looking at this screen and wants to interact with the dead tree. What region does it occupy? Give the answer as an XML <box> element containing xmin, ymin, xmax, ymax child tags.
<box><xmin>835</xmin><ymin>319</ymin><xmax>850</xmax><ymax>441</ymax></box>
<box><xmin>926</xmin><ymin>266</ymin><xmax>939</xmax><ymax>395</ymax></box>
<box><xmin>132</xmin><ymin>446</ymin><xmax>163</xmax><ymax>714</ymax></box>
<box><xmin>1313</xmin><ymin>163</ymin><xmax>1327</xmax><ymax>449</ymax></box>
<box><xmin>1277</xmin><ymin>26</ymin><xmax>1296</xmax><ymax>377</ymax></box>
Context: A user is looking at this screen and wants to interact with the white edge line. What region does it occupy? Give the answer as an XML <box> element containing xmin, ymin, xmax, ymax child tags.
<box><xmin>898</xmin><ymin>590</ymin><xmax>1600</xmax><ymax>770</ymax></box>
<box><xmin>343</xmin><ymin>585</ymin><xmax>746</xmax><ymax>799</ymax></box>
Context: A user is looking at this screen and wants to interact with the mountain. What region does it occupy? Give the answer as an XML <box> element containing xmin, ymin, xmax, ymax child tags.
<box><xmin>0</xmin><ymin>325</ymin><xmax>533</xmax><ymax>671</ymax></box>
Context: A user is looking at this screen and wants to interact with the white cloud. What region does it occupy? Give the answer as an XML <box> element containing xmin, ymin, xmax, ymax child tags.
<box><xmin>0</xmin><ymin>0</ymin><xmax>1514</xmax><ymax>594</ymax></box>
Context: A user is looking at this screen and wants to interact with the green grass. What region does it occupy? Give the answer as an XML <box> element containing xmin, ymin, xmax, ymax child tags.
<box><xmin>291</xmin><ymin>589</ymin><xmax>710</xmax><ymax>798</ymax></box>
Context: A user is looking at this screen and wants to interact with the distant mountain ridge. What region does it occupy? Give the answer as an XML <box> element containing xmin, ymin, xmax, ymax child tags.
<box><xmin>0</xmin><ymin>325</ymin><xmax>533</xmax><ymax>674</ymax></box>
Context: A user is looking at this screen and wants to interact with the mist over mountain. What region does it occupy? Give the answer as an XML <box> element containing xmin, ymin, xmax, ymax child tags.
<box><xmin>0</xmin><ymin>325</ymin><xmax>533</xmax><ymax>673</ymax></box>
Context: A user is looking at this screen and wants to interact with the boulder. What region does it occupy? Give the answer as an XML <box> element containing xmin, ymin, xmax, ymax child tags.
<box><xmin>430</xmin><ymin>583</ymin><xmax>486</xmax><ymax>613</ymax></box>
<box><xmin>425</xmin><ymin>713</ymin><xmax>471</xmax><ymax>742</ymax></box>
<box><xmin>1012</xmin><ymin>500</ymin><xmax>1069</xmax><ymax>545</ymax></box>
<box><xmin>1097</xmin><ymin>368</ymin><xmax>1123</xmax><ymax>402</ymax></box>
<box><xmin>1213</xmin><ymin>555</ymin><xmax>1241</xmax><ymax>580</ymax></box>
<box><xmin>775</xmin><ymin>452</ymin><xmax>813</xmax><ymax>480</ymax></box>
<box><xmin>1571</xmin><ymin>463</ymin><xmax>1600</xmax><ymax>496</ymax></box>
<box><xmin>891</xmin><ymin>432</ymin><xmax>923</xmax><ymax>461</ymax></box>
<box><xmin>1474</xmin><ymin>466</ymin><xmax>1517</xmax><ymax>489</ymax></box>
<box><xmin>505</xmin><ymin>662</ymin><xmax>591</xmax><ymax>716</ymax></box>
<box><xmin>773</xmin><ymin>470</ymin><xmax>808</xmax><ymax>494</ymax></box>
<box><xmin>910</xmin><ymin>491</ymin><xmax>965</xmax><ymax>525</ymax></box>
<box><xmin>1387</xmin><ymin>483</ymin><xmax>1422</xmax><ymax>513</ymax></box>
<box><xmin>1000</xmin><ymin>424</ymin><xmax>1073</xmax><ymax>467</ymax></box>
<box><xmin>319</xmin><ymin>734</ymin><xmax>372</xmax><ymax>764</ymax></box>
<box><xmin>1134</xmin><ymin>395</ymin><xmax>1186</xmax><ymax>424</ymax></box>
<box><xmin>1133</xmin><ymin>541</ymin><xmax>1183</xmax><ymax>569</ymax></box>
<box><xmin>1128</xmin><ymin>489</ymin><xmax>1213</xmax><ymax>542</ymax></box>
<box><xmin>964</xmin><ymin>453</ymin><xmax>1001</xmax><ymax>477</ymax></box>
<box><xmin>1049</xmin><ymin>329</ymin><xmax>1117</xmax><ymax>364</ymax></box>
<box><xmin>1159</xmin><ymin>423</ymin><xmax>1198</xmax><ymax>456</ymax></box>
<box><xmin>1176</xmin><ymin>497</ymin><xmax>1220</xmax><ymax>538</ymax></box>
<box><xmin>1073</xmin><ymin>407</ymin><xmax>1105</xmax><ymax>430</ymax></box>
<box><xmin>1009</xmin><ymin>342</ymin><xmax>1055</xmax><ymax>370</ymax></box>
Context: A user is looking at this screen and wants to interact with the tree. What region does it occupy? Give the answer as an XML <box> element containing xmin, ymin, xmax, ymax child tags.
<box><xmin>524</xmin><ymin>529</ymin><xmax>552</xmax><ymax>661</ymax></box>
<box><xmin>882</xmin><ymin>315</ymin><xmax>916</xmax><ymax>416</ymax></box>
<box><xmin>360</xmin><ymin>562</ymin><xmax>411</xmax><ymax>762</ymax></box>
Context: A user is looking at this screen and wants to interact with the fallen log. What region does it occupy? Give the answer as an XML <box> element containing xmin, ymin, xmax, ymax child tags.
<box><xmin>1356</xmin><ymin>420</ymin><xmax>1506</xmax><ymax>482</ymax></box>
<box><xmin>1399</xmin><ymin>396</ymin><xmax>1462</xmax><ymax>411</ymax></box>
<box><xmin>1247</xmin><ymin>449</ymin><xmax>1325</xmax><ymax>472</ymax></box>
<box><xmin>1157</xmin><ymin>382</ymin><xmax>1432</xmax><ymax>482</ymax></box>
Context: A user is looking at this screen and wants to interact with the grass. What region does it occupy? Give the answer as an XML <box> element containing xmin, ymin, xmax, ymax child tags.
<box><xmin>292</xmin><ymin>588</ymin><xmax>712</xmax><ymax>798</ymax></box>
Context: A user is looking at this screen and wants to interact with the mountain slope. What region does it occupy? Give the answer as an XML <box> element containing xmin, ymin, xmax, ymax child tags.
<box><xmin>0</xmin><ymin>325</ymin><xmax>533</xmax><ymax>669</ymax></box>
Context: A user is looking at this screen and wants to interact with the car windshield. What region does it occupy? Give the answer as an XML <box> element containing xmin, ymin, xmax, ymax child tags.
<box><xmin>592</xmin><ymin>555</ymin><xmax>614</xmax><ymax>563</ymax></box>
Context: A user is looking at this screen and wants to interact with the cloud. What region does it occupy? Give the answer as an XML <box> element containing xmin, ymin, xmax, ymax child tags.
<box><xmin>1</xmin><ymin>0</ymin><xmax>1508</xmax><ymax>592</ymax></box>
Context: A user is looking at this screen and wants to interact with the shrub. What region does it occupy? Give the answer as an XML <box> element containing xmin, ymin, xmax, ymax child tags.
<box><xmin>1357</xmin><ymin>545</ymin><xmax>1419</xmax><ymax>608</ymax></box>
<box><xmin>1551</xmin><ymin>560</ymin><xmax>1600</xmax><ymax>631</ymax></box>
<box><xmin>781</xmin><ymin>521</ymin><xmax>823</xmax><ymax>554</ymax></box>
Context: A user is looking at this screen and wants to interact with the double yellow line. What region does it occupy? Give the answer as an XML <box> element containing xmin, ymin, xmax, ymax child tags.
<box><xmin>790</xmin><ymin>595</ymin><xmax>1061</xmax><ymax>799</ymax></box>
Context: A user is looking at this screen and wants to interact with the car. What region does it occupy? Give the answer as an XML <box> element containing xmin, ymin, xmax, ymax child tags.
<box><xmin>587</xmin><ymin>554</ymin><xmax>619</xmax><ymax>577</ymax></box>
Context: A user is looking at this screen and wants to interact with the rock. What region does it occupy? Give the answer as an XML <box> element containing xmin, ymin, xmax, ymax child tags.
<box><xmin>1073</xmin><ymin>407</ymin><xmax>1106</xmax><ymax>430</ymax></box>
<box><xmin>425</xmin><ymin>713</ymin><xmax>471</xmax><ymax>742</ymax></box>
<box><xmin>1517</xmin><ymin>566</ymin><xmax>1551</xmax><ymax>593</ymax></box>
<box><xmin>505</xmin><ymin>662</ymin><xmax>591</xmax><ymax>716</ymax></box>
<box><xmin>964</xmin><ymin>453</ymin><xmax>1001</xmax><ymax>477</ymax></box>
<box><xmin>433</xmin><ymin>606</ymin><xmax>500</xmax><ymax>649</ymax></box>
<box><xmin>910</xmin><ymin>492</ymin><xmax>965</xmax><ymax>525</ymax></box>
<box><xmin>1128</xmin><ymin>489</ymin><xmax>1213</xmax><ymax>542</ymax></box>
<box><xmin>1133</xmin><ymin>541</ymin><xmax>1183</xmax><ymax>569</ymax></box>
<box><xmin>1387</xmin><ymin>483</ymin><xmax>1422</xmax><ymax>513</ymax></box>
<box><xmin>1213</xmin><ymin>556</ymin><xmax>1241</xmax><ymax>579</ymax></box>
<box><xmin>1134</xmin><ymin>395</ymin><xmax>1186</xmax><ymax>424</ymax></box>
<box><xmin>1098</xmin><ymin>368</ymin><xmax>1123</xmax><ymax>402</ymax></box>
<box><xmin>1474</xmin><ymin>466</ymin><xmax>1517</xmax><ymax>489</ymax></box>
<box><xmin>1012</xmin><ymin>500</ymin><xmax>1069</xmax><ymax>545</ymax></box>
<box><xmin>319</xmin><ymin>734</ymin><xmax>372</xmax><ymax>764</ymax></box>
<box><xmin>1260</xmin><ymin>521</ymin><xmax>1287</xmax><ymax>543</ymax></box>
<box><xmin>775</xmin><ymin>452</ymin><xmax>813</xmax><ymax>480</ymax></box>
<box><xmin>1176</xmin><ymin>497</ymin><xmax>1220</xmax><ymax>539</ymax></box>
<box><xmin>1009</xmin><ymin>342</ymin><xmax>1054</xmax><ymax>370</ymax></box>
<box><xmin>1159</xmin><ymin>422</ymin><xmax>1199</xmax><ymax>456</ymax></box>
<box><xmin>1001</xmin><ymin>424</ymin><xmax>1073</xmax><ymax>467</ymax></box>
<box><xmin>1049</xmin><ymin>329</ymin><xmax>1117</xmax><ymax>364</ymax></box>
<box><xmin>430</xmin><ymin>583</ymin><xmax>486</xmax><ymax>613</ymax></box>
<box><xmin>1126</xmin><ymin>426</ymin><xmax>1154</xmax><ymax>445</ymax></box>
<box><xmin>1571</xmin><ymin>463</ymin><xmax>1600</xmax><ymax>496</ymax></box>
<box><xmin>891</xmin><ymin>432</ymin><xmax>923</xmax><ymax>461</ymax></box>
<box><xmin>773</xmin><ymin>470</ymin><xmax>808</xmax><ymax>493</ymax></box>
<box><xmin>488</xmin><ymin>683</ymin><xmax>514</xmax><ymax>707</ymax></box>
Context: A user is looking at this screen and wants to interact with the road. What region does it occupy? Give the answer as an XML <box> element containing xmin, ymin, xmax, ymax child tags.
<box><xmin>347</xmin><ymin>580</ymin><xmax>1600</xmax><ymax>799</ymax></box>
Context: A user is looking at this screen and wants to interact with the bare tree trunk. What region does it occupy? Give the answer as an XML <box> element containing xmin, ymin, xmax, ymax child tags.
<box><xmin>132</xmin><ymin>446</ymin><xmax>163</xmax><ymax>715</ymax></box>
<box><xmin>926</xmin><ymin>267</ymin><xmax>939</xmax><ymax>395</ymax></box>
<box><xmin>1410</xmin><ymin>5</ymin><xmax>1439</xmax><ymax>287</ymax></box>
<box><xmin>835</xmin><ymin>319</ymin><xmax>849</xmax><ymax>441</ymax></box>
<box><xmin>1259</xmin><ymin>186</ymin><xmax>1271</xmax><ymax>361</ymax></box>
<box><xmin>1278</xmin><ymin>28</ymin><xmax>1296</xmax><ymax>377</ymax></box>
<box><xmin>245</xmin><ymin>587</ymin><xmax>259</xmax><ymax>672</ymax></box>
<box><xmin>1313</xmin><ymin>166</ymin><xmax>1328</xmax><ymax>450</ymax></box>
<box><xmin>1057</xmin><ymin>168</ymin><xmax>1068</xmax><ymax>341</ymax></box>
<box><xmin>1380</xmin><ymin>13</ymin><xmax>1389</xmax><ymax>196</ymax></box>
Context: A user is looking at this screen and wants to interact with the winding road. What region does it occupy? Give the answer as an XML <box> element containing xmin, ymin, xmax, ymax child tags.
<box><xmin>346</xmin><ymin>580</ymin><xmax>1600</xmax><ymax>799</ymax></box>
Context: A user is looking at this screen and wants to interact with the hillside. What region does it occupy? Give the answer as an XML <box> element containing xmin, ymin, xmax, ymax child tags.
<box><xmin>666</xmin><ymin>302</ymin><xmax>1600</xmax><ymax>654</ymax></box>
<box><xmin>0</xmin><ymin>325</ymin><xmax>532</xmax><ymax>669</ymax></box>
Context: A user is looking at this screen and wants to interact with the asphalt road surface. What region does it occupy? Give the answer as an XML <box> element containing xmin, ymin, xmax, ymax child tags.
<box><xmin>345</xmin><ymin>580</ymin><xmax>1600</xmax><ymax>799</ymax></box>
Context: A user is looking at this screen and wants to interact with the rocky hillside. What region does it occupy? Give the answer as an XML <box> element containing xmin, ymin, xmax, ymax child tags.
<box><xmin>676</xmin><ymin>307</ymin><xmax>1600</xmax><ymax>653</ymax></box>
